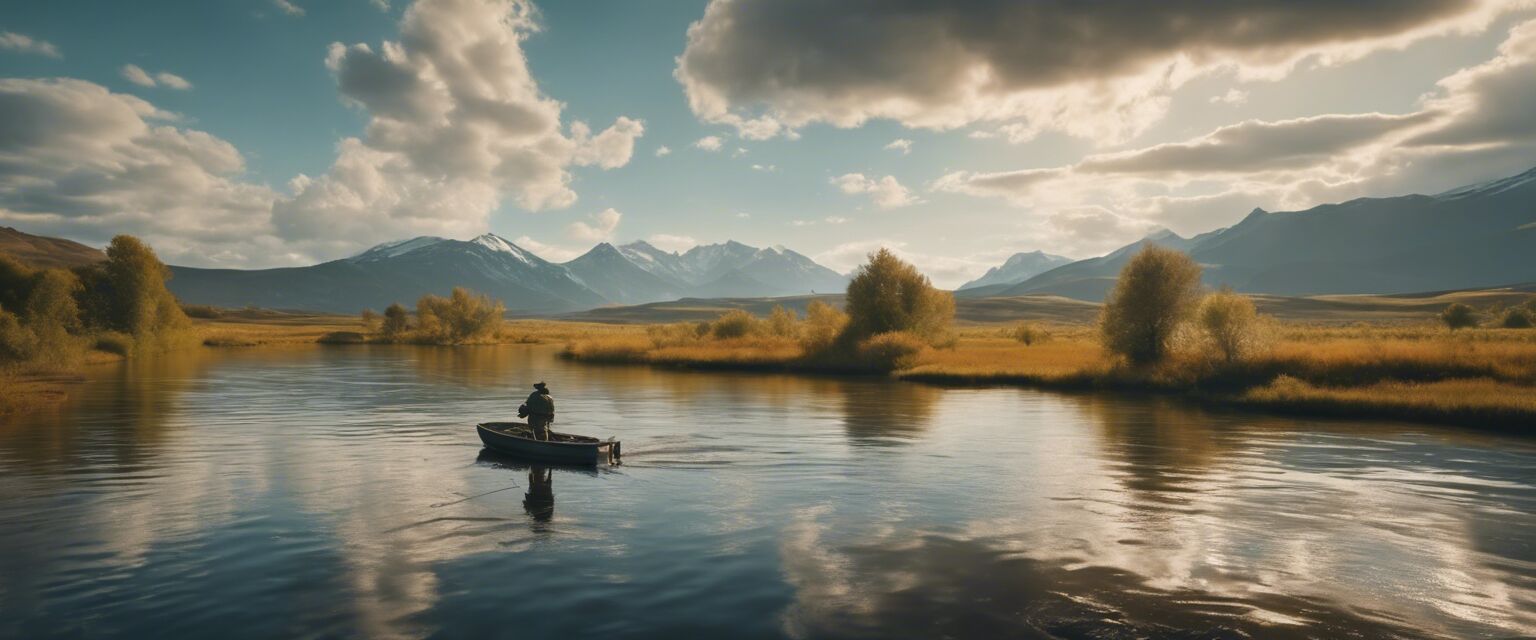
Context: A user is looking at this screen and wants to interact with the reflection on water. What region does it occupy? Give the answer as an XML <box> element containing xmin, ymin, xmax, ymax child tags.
<box><xmin>1</xmin><ymin>345</ymin><xmax>1533</xmax><ymax>639</ymax></box>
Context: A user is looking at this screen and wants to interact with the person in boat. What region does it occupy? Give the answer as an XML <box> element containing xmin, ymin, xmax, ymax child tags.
<box><xmin>523</xmin><ymin>382</ymin><xmax>555</xmax><ymax>440</ymax></box>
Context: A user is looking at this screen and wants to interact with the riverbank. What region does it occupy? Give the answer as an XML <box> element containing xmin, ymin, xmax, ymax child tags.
<box><xmin>8</xmin><ymin>312</ymin><xmax>1534</xmax><ymax>431</ymax></box>
<box><xmin>563</xmin><ymin>323</ymin><xmax>1536</xmax><ymax>431</ymax></box>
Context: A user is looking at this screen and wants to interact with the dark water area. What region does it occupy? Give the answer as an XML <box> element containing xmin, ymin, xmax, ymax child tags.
<box><xmin>1</xmin><ymin>345</ymin><xmax>1533</xmax><ymax>639</ymax></box>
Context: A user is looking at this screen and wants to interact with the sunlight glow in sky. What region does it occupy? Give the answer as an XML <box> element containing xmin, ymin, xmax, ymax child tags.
<box><xmin>2</xmin><ymin>0</ymin><xmax>1535</xmax><ymax>286</ymax></box>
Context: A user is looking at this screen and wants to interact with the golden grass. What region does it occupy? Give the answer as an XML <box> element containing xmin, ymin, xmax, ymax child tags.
<box><xmin>0</xmin><ymin>374</ymin><xmax>78</xmax><ymax>416</ymax></box>
<box><xmin>562</xmin><ymin>334</ymin><xmax>805</xmax><ymax>369</ymax></box>
<box><xmin>899</xmin><ymin>337</ymin><xmax>1105</xmax><ymax>384</ymax></box>
<box><xmin>1237</xmin><ymin>376</ymin><xmax>1536</xmax><ymax>429</ymax></box>
<box><xmin>563</xmin><ymin>320</ymin><xmax>1536</xmax><ymax>430</ymax></box>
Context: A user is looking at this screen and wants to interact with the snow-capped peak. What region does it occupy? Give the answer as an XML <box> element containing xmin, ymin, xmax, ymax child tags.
<box><xmin>350</xmin><ymin>236</ymin><xmax>446</xmax><ymax>261</ymax></box>
<box><xmin>472</xmin><ymin>233</ymin><xmax>532</xmax><ymax>264</ymax></box>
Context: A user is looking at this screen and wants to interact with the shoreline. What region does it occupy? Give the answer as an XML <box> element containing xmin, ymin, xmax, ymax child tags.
<box><xmin>6</xmin><ymin>314</ymin><xmax>1532</xmax><ymax>434</ymax></box>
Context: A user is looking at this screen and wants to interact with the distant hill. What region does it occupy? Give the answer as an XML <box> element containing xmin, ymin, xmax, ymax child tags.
<box><xmin>0</xmin><ymin>226</ymin><xmax>104</xmax><ymax>269</ymax></box>
<box><xmin>986</xmin><ymin>166</ymin><xmax>1536</xmax><ymax>301</ymax></box>
<box><xmin>957</xmin><ymin>250</ymin><xmax>1072</xmax><ymax>291</ymax></box>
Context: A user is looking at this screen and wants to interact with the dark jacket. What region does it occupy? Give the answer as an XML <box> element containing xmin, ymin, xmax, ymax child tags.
<box><xmin>525</xmin><ymin>390</ymin><xmax>555</xmax><ymax>416</ymax></box>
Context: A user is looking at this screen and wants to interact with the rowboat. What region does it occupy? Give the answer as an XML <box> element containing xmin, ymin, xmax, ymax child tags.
<box><xmin>476</xmin><ymin>422</ymin><xmax>621</xmax><ymax>465</ymax></box>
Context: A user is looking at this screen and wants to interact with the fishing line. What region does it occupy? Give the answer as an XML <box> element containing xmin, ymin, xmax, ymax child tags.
<box><xmin>430</xmin><ymin>482</ymin><xmax>520</xmax><ymax>508</ymax></box>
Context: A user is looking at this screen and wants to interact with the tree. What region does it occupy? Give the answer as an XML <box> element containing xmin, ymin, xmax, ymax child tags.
<box><xmin>843</xmin><ymin>248</ymin><xmax>954</xmax><ymax>344</ymax></box>
<box><xmin>79</xmin><ymin>235</ymin><xmax>190</xmax><ymax>344</ymax></box>
<box><xmin>1100</xmin><ymin>245</ymin><xmax>1203</xmax><ymax>366</ymax></box>
<box><xmin>0</xmin><ymin>254</ymin><xmax>36</xmax><ymax>312</ymax></box>
<box><xmin>382</xmin><ymin>303</ymin><xmax>410</xmax><ymax>337</ymax></box>
<box><xmin>1196</xmin><ymin>287</ymin><xmax>1261</xmax><ymax>363</ymax></box>
<box><xmin>1440</xmin><ymin>303</ymin><xmax>1478</xmax><ymax>330</ymax></box>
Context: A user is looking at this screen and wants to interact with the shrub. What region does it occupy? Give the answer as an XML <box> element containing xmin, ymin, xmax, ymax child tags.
<box><xmin>800</xmin><ymin>300</ymin><xmax>849</xmax><ymax>353</ymax></box>
<box><xmin>181</xmin><ymin>304</ymin><xmax>223</xmax><ymax>319</ymax></box>
<box><xmin>414</xmin><ymin>288</ymin><xmax>505</xmax><ymax>344</ymax></box>
<box><xmin>648</xmin><ymin>322</ymin><xmax>704</xmax><ymax>348</ymax></box>
<box><xmin>0</xmin><ymin>306</ymin><xmax>37</xmax><ymax>365</ymax></box>
<box><xmin>709</xmin><ymin>309</ymin><xmax>763</xmax><ymax>339</ymax></box>
<box><xmin>767</xmin><ymin>305</ymin><xmax>799</xmax><ymax>338</ymax></box>
<box><xmin>94</xmin><ymin>331</ymin><xmax>135</xmax><ymax>357</ymax></box>
<box><xmin>23</xmin><ymin>269</ymin><xmax>84</xmax><ymax>368</ymax></box>
<box><xmin>1099</xmin><ymin>245</ymin><xmax>1204</xmax><ymax>366</ymax></box>
<box><xmin>844</xmin><ymin>248</ymin><xmax>954</xmax><ymax>344</ymax></box>
<box><xmin>1440</xmin><ymin>303</ymin><xmax>1478</xmax><ymax>331</ymax></box>
<box><xmin>1010</xmin><ymin>321</ymin><xmax>1048</xmax><ymax>346</ymax></box>
<box><xmin>382</xmin><ymin>303</ymin><xmax>410</xmax><ymax>337</ymax></box>
<box><xmin>360</xmin><ymin>309</ymin><xmax>380</xmax><ymax>332</ymax></box>
<box><xmin>856</xmin><ymin>331</ymin><xmax>926</xmax><ymax>371</ymax></box>
<box><xmin>318</xmin><ymin>331</ymin><xmax>367</xmax><ymax>344</ymax></box>
<box><xmin>1197</xmin><ymin>287</ymin><xmax>1262</xmax><ymax>363</ymax></box>
<box><xmin>1500</xmin><ymin>307</ymin><xmax>1534</xmax><ymax>329</ymax></box>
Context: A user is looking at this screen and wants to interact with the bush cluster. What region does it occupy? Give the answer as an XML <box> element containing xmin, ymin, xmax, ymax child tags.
<box><xmin>364</xmin><ymin>288</ymin><xmax>505</xmax><ymax>344</ymax></box>
<box><xmin>1</xmin><ymin>235</ymin><xmax>190</xmax><ymax>372</ymax></box>
<box><xmin>1098</xmin><ymin>246</ymin><xmax>1271</xmax><ymax>368</ymax></box>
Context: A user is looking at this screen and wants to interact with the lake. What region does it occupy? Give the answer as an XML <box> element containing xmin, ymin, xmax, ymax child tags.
<box><xmin>1</xmin><ymin>345</ymin><xmax>1533</xmax><ymax>639</ymax></box>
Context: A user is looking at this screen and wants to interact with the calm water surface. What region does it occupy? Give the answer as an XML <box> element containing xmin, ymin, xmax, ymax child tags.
<box><xmin>1</xmin><ymin>345</ymin><xmax>1533</xmax><ymax>639</ymax></box>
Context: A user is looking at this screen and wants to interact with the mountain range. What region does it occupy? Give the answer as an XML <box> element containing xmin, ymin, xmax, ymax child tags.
<box><xmin>959</xmin><ymin>165</ymin><xmax>1536</xmax><ymax>301</ymax></box>
<box><xmin>956</xmin><ymin>250</ymin><xmax>1073</xmax><ymax>291</ymax></box>
<box><xmin>3</xmin><ymin>166</ymin><xmax>1534</xmax><ymax>313</ymax></box>
<box><xmin>166</xmin><ymin>235</ymin><xmax>849</xmax><ymax>313</ymax></box>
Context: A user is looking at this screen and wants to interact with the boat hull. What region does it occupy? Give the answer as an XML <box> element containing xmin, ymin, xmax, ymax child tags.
<box><xmin>476</xmin><ymin>422</ymin><xmax>619</xmax><ymax>465</ymax></box>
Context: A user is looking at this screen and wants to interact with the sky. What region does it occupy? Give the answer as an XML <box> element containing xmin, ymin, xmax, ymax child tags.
<box><xmin>2</xmin><ymin>0</ymin><xmax>1535</xmax><ymax>287</ymax></box>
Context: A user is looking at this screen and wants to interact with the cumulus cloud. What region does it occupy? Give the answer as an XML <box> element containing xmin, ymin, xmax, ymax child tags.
<box><xmin>654</xmin><ymin>145</ymin><xmax>671</xmax><ymax>157</ymax></box>
<box><xmin>278</xmin><ymin>0</ymin><xmax>643</xmax><ymax>254</ymax></box>
<box><xmin>513</xmin><ymin>234</ymin><xmax>581</xmax><ymax>262</ymax></box>
<box><xmin>1407</xmin><ymin>19</ymin><xmax>1536</xmax><ymax>148</ymax></box>
<box><xmin>884</xmin><ymin>139</ymin><xmax>912</xmax><ymax>155</ymax></box>
<box><xmin>121</xmin><ymin>65</ymin><xmax>193</xmax><ymax>90</ymax></box>
<box><xmin>0</xmin><ymin>0</ymin><xmax>643</xmax><ymax>267</ymax></box>
<box><xmin>933</xmin><ymin>17</ymin><xmax>1536</xmax><ymax>251</ymax></box>
<box><xmin>694</xmin><ymin>135</ymin><xmax>723</xmax><ymax>151</ymax></box>
<box><xmin>565</xmin><ymin>207</ymin><xmax>622</xmax><ymax>242</ymax></box>
<box><xmin>832</xmin><ymin>173</ymin><xmax>917</xmax><ymax>208</ymax></box>
<box><xmin>0</xmin><ymin>78</ymin><xmax>279</xmax><ymax>264</ymax></box>
<box><xmin>676</xmin><ymin>0</ymin><xmax>1523</xmax><ymax>142</ymax></box>
<box><xmin>273</xmin><ymin>0</ymin><xmax>306</xmax><ymax>16</ymax></box>
<box><xmin>0</xmin><ymin>31</ymin><xmax>61</xmax><ymax>58</ymax></box>
<box><xmin>646</xmin><ymin>233</ymin><xmax>697</xmax><ymax>252</ymax></box>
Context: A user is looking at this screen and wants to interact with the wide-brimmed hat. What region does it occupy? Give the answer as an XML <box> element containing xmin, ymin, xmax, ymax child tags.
<box><xmin>533</xmin><ymin>381</ymin><xmax>547</xmax><ymax>389</ymax></box>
